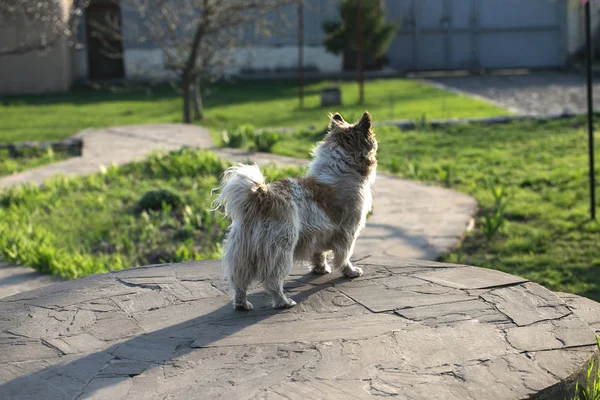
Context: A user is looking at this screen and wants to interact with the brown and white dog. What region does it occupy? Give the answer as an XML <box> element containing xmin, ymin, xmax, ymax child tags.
<box><xmin>213</xmin><ymin>112</ymin><xmax>377</xmax><ymax>310</ymax></box>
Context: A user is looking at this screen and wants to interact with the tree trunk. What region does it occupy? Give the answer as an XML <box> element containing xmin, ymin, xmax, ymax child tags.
<box><xmin>192</xmin><ymin>77</ymin><xmax>203</xmax><ymax>121</ymax></box>
<box><xmin>356</xmin><ymin>0</ymin><xmax>365</xmax><ymax>104</ymax></box>
<box><xmin>182</xmin><ymin>76</ymin><xmax>192</xmax><ymax>124</ymax></box>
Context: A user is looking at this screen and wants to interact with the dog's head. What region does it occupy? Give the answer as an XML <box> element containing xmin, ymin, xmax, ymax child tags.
<box><xmin>323</xmin><ymin>111</ymin><xmax>378</xmax><ymax>177</ymax></box>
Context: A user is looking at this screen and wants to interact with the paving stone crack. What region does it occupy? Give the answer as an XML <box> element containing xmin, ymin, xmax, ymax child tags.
<box><xmin>113</xmin><ymin>276</ymin><xmax>162</xmax><ymax>291</ymax></box>
<box><xmin>40</xmin><ymin>339</ymin><xmax>66</xmax><ymax>356</ymax></box>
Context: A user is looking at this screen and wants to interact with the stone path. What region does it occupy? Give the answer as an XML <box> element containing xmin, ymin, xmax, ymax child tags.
<box><xmin>0</xmin><ymin>259</ymin><xmax>598</xmax><ymax>399</ymax></box>
<box><xmin>0</xmin><ymin>124</ymin><xmax>476</xmax><ymax>298</ymax></box>
<box><xmin>428</xmin><ymin>71</ymin><xmax>600</xmax><ymax>116</ymax></box>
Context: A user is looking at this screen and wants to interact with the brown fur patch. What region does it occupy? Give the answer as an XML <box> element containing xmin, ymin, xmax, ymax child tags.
<box><xmin>251</xmin><ymin>178</ymin><xmax>293</xmax><ymax>218</ymax></box>
<box><xmin>298</xmin><ymin>177</ymin><xmax>344</xmax><ymax>224</ymax></box>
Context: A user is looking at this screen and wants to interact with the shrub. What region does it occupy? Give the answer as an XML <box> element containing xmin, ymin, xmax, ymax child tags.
<box><xmin>222</xmin><ymin>124</ymin><xmax>258</xmax><ymax>148</ymax></box>
<box><xmin>253</xmin><ymin>131</ymin><xmax>280</xmax><ymax>152</ymax></box>
<box><xmin>221</xmin><ymin>130</ymin><xmax>245</xmax><ymax>148</ymax></box>
<box><xmin>139</xmin><ymin>188</ymin><xmax>183</xmax><ymax>211</ymax></box>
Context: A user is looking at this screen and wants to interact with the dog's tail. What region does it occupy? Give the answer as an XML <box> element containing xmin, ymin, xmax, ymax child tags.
<box><xmin>212</xmin><ymin>163</ymin><xmax>266</xmax><ymax>220</ymax></box>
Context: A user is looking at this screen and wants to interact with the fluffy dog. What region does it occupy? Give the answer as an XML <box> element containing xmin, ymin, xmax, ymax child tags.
<box><xmin>213</xmin><ymin>111</ymin><xmax>377</xmax><ymax>310</ymax></box>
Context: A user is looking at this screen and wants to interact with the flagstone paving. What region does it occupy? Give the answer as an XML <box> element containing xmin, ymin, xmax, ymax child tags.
<box><xmin>0</xmin><ymin>258</ymin><xmax>597</xmax><ymax>399</ymax></box>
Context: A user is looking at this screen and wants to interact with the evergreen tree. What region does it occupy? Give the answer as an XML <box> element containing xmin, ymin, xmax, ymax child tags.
<box><xmin>323</xmin><ymin>0</ymin><xmax>399</xmax><ymax>70</ymax></box>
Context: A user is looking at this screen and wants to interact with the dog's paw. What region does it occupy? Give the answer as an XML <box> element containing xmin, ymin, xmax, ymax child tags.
<box><xmin>342</xmin><ymin>266</ymin><xmax>363</xmax><ymax>278</ymax></box>
<box><xmin>273</xmin><ymin>298</ymin><xmax>297</xmax><ymax>309</ymax></box>
<box><xmin>312</xmin><ymin>265</ymin><xmax>332</xmax><ymax>275</ymax></box>
<box><xmin>234</xmin><ymin>301</ymin><xmax>254</xmax><ymax>311</ymax></box>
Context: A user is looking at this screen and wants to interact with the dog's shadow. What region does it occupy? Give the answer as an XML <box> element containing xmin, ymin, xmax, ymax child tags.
<box><xmin>0</xmin><ymin>271</ymin><xmax>352</xmax><ymax>398</ymax></box>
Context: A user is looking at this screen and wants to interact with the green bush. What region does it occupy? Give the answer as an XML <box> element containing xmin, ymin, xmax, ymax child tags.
<box><xmin>139</xmin><ymin>188</ymin><xmax>183</xmax><ymax>211</ymax></box>
<box><xmin>253</xmin><ymin>131</ymin><xmax>280</xmax><ymax>152</ymax></box>
<box><xmin>221</xmin><ymin>130</ymin><xmax>245</xmax><ymax>148</ymax></box>
<box><xmin>222</xmin><ymin>124</ymin><xmax>256</xmax><ymax>148</ymax></box>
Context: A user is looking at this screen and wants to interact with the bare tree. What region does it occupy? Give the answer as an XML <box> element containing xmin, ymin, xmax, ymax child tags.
<box><xmin>0</xmin><ymin>0</ymin><xmax>88</xmax><ymax>57</ymax></box>
<box><xmin>96</xmin><ymin>0</ymin><xmax>293</xmax><ymax>123</ymax></box>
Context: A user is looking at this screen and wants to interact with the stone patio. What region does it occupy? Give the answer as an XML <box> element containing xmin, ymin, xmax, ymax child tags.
<box><xmin>0</xmin><ymin>258</ymin><xmax>598</xmax><ymax>399</ymax></box>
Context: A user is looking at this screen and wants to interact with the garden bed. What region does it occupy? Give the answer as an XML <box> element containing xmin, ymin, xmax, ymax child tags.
<box><xmin>0</xmin><ymin>148</ymin><xmax>304</xmax><ymax>279</ymax></box>
<box><xmin>0</xmin><ymin>146</ymin><xmax>73</xmax><ymax>178</ymax></box>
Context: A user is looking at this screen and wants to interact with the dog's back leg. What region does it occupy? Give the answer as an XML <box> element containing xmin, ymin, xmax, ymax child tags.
<box><xmin>224</xmin><ymin>227</ymin><xmax>255</xmax><ymax>311</ymax></box>
<box><xmin>331</xmin><ymin>232</ymin><xmax>363</xmax><ymax>278</ymax></box>
<box><xmin>262</xmin><ymin>251</ymin><xmax>296</xmax><ymax>309</ymax></box>
<box><xmin>229</xmin><ymin>262</ymin><xmax>254</xmax><ymax>311</ymax></box>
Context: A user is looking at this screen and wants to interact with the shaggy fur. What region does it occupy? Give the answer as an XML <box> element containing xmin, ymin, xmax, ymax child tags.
<box><xmin>213</xmin><ymin>112</ymin><xmax>378</xmax><ymax>310</ymax></box>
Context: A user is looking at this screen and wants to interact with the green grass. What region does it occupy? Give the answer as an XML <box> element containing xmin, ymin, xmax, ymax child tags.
<box><xmin>269</xmin><ymin>117</ymin><xmax>600</xmax><ymax>301</ymax></box>
<box><xmin>0</xmin><ymin>148</ymin><xmax>305</xmax><ymax>279</ymax></box>
<box><xmin>0</xmin><ymin>79</ymin><xmax>507</xmax><ymax>143</ymax></box>
<box><xmin>0</xmin><ymin>147</ymin><xmax>71</xmax><ymax>177</ymax></box>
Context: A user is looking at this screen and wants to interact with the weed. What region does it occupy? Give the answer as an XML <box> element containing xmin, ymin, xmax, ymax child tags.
<box><xmin>416</xmin><ymin>113</ymin><xmax>428</xmax><ymax>130</ymax></box>
<box><xmin>480</xmin><ymin>180</ymin><xmax>508</xmax><ymax>242</ymax></box>
<box><xmin>437</xmin><ymin>164</ymin><xmax>452</xmax><ymax>187</ymax></box>
<box><xmin>406</xmin><ymin>161</ymin><xmax>420</xmax><ymax>179</ymax></box>
<box><xmin>389</xmin><ymin>157</ymin><xmax>401</xmax><ymax>173</ymax></box>
<box><xmin>568</xmin><ymin>337</ymin><xmax>600</xmax><ymax>400</ymax></box>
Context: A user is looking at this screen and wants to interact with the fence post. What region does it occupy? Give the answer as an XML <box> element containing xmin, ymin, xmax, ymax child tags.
<box><xmin>585</xmin><ymin>0</ymin><xmax>596</xmax><ymax>220</ymax></box>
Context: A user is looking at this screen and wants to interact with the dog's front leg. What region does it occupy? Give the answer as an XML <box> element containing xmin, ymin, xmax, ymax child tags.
<box><xmin>311</xmin><ymin>252</ymin><xmax>332</xmax><ymax>275</ymax></box>
<box><xmin>332</xmin><ymin>235</ymin><xmax>363</xmax><ymax>278</ymax></box>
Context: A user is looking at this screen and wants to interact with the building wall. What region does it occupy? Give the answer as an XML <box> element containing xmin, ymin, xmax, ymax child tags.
<box><xmin>113</xmin><ymin>0</ymin><xmax>342</xmax><ymax>81</ymax></box>
<box><xmin>0</xmin><ymin>0</ymin><xmax>76</xmax><ymax>95</ymax></box>
<box><xmin>2</xmin><ymin>0</ymin><xmax>594</xmax><ymax>93</ymax></box>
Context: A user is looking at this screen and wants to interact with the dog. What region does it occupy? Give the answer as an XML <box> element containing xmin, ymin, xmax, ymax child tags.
<box><xmin>213</xmin><ymin>111</ymin><xmax>377</xmax><ymax>310</ymax></box>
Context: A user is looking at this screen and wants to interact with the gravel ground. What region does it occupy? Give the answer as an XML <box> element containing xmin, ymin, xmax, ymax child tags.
<box><xmin>428</xmin><ymin>71</ymin><xmax>600</xmax><ymax>115</ymax></box>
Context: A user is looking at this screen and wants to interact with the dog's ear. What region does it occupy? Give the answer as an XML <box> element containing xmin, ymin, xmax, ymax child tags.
<box><xmin>332</xmin><ymin>113</ymin><xmax>345</xmax><ymax>123</ymax></box>
<box><xmin>355</xmin><ymin>111</ymin><xmax>372</xmax><ymax>132</ymax></box>
<box><xmin>329</xmin><ymin>112</ymin><xmax>345</xmax><ymax>129</ymax></box>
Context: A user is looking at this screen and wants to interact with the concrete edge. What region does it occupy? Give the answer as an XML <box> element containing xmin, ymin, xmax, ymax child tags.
<box><xmin>532</xmin><ymin>346</ymin><xmax>600</xmax><ymax>400</ymax></box>
<box><xmin>0</xmin><ymin>138</ymin><xmax>83</xmax><ymax>157</ymax></box>
<box><xmin>253</xmin><ymin>111</ymin><xmax>582</xmax><ymax>135</ymax></box>
<box><xmin>416</xmin><ymin>77</ymin><xmax>524</xmax><ymax>115</ymax></box>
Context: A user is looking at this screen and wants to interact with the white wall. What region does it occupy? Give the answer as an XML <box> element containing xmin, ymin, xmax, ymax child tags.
<box><xmin>111</xmin><ymin>45</ymin><xmax>342</xmax><ymax>81</ymax></box>
<box><xmin>123</xmin><ymin>48</ymin><xmax>177</xmax><ymax>80</ymax></box>
<box><xmin>229</xmin><ymin>45</ymin><xmax>342</xmax><ymax>74</ymax></box>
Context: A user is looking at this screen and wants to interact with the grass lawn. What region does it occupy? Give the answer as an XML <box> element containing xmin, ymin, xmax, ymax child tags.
<box><xmin>268</xmin><ymin>117</ymin><xmax>600</xmax><ymax>301</ymax></box>
<box><xmin>0</xmin><ymin>147</ymin><xmax>71</xmax><ymax>177</ymax></box>
<box><xmin>0</xmin><ymin>148</ymin><xmax>304</xmax><ymax>279</ymax></box>
<box><xmin>0</xmin><ymin>79</ymin><xmax>508</xmax><ymax>143</ymax></box>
